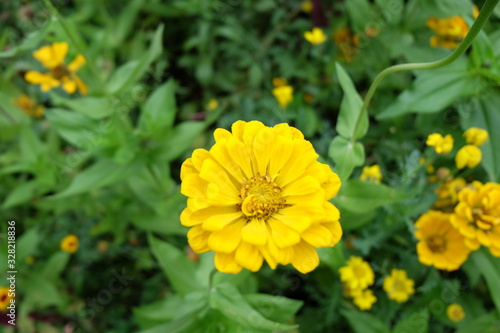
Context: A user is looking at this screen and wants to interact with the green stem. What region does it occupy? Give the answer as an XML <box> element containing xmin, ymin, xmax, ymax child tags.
<box><xmin>351</xmin><ymin>0</ymin><xmax>499</xmax><ymax>144</ymax></box>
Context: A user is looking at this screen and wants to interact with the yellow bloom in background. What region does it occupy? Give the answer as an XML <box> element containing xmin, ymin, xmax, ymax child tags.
<box><xmin>414</xmin><ymin>211</ymin><xmax>471</xmax><ymax>271</ymax></box>
<box><xmin>426</xmin><ymin>133</ymin><xmax>453</xmax><ymax>154</ymax></box>
<box><xmin>342</xmin><ymin>282</ymin><xmax>362</xmax><ymax>298</ymax></box>
<box><xmin>463</xmin><ymin>127</ymin><xmax>488</xmax><ymax>146</ymax></box>
<box><xmin>180</xmin><ymin>121</ymin><xmax>343</xmax><ymax>274</ymax></box>
<box><xmin>359</xmin><ymin>165</ymin><xmax>382</xmax><ymax>184</ymax></box>
<box><xmin>61</xmin><ymin>234</ymin><xmax>79</xmax><ymax>253</ymax></box>
<box><xmin>383</xmin><ymin>269</ymin><xmax>414</xmax><ymax>303</ymax></box>
<box><xmin>426</xmin><ymin>16</ymin><xmax>469</xmax><ymax>49</ymax></box>
<box><xmin>272</xmin><ymin>85</ymin><xmax>294</xmax><ymax>107</ymax></box>
<box><xmin>0</xmin><ymin>287</ymin><xmax>13</xmax><ymax>310</ymax></box>
<box><xmin>455</xmin><ymin>145</ymin><xmax>482</xmax><ymax>169</ymax></box>
<box><xmin>451</xmin><ymin>182</ymin><xmax>500</xmax><ymax>257</ymax></box>
<box><xmin>353</xmin><ymin>289</ymin><xmax>377</xmax><ymax>311</ymax></box>
<box><xmin>473</xmin><ymin>5</ymin><xmax>479</xmax><ymax>19</ymax></box>
<box><xmin>25</xmin><ymin>42</ymin><xmax>88</xmax><ymax>94</ymax></box>
<box><xmin>304</xmin><ymin>27</ymin><xmax>327</xmax><ymax>45</ymax></box>
<box><xmin>12</xmin><ymin>94</ymin><xmax>44</xmax><ymax>118</ymax></box>
<box><xmin>434</xmin><ymin>177</ymin><xmax>466</xmax><ymax>208</ymax></box>
<box><xmin>332</xmin><ymin>28</ymin><xmax>360</xmax><ymax>62</ymax></box>
<box><xmin>272</xmin><ymin>77</ymin><xmax>288</xmax><ymax>87</ymax></box>
<box><xmin>206</xmin><ymin>98</ymin><xmax>219</xmax><ymax>111</ymax></box>
<box><xmin>418</xmin><ymin>157</ymin><xmax>435</xmax><ymax>174</ymax></box>
<box><xmin>446</xmin><ymin>303</ymin><xmax>465</xmax><ymax>322</ymax></box>
<box><xmin>339</xmin><ymin>256</ymin><xmax>375</xmax><ymax>290</ymax></box>
<box><xmin>301</xmin><ymin>0</ymin><xmax>313</xmax><ymax>13</ymax></box>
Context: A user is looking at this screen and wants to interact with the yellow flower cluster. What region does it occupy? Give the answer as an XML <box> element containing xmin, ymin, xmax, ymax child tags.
<box><xmin>61</xmin><ymin>234</ymin><xmax>79</xmax><ymax>253</ymax></box>
<box><xmin>332</xmin><ymin>28</ymin><xmax>360</xmax><ymax>63</ymax></box>
<box><xmin>446</xmin><ymin>303</ymin><xmax>465</xmax><ymax>322</ymax></box>
<box><xmin>0</xmin><ymin>287</ymin><xmax>13</xmax><ymax>311</ymax></box>
<box><xmin>339</xmin><ymin>256</ymin><xmax>377</xmax><ymax>310</ymax></box>
<box><xmin>304</xmin><ymin>27</ymin><xmax>327</xmax><ymax>45</ymax></box>
<box><xmin>426</xmin><ymin>133</ymin><xmax>454</xmax><ymax>154</ymax></box>
<box><xmin>359</xmin><ymin>164</ymin><xmax>382</xmax><ymax>184</ymax></box>
<box><xmin>426</xmin><ymin>16</ymin><xmax>469</xmax><ymax>49</ymax></box>
<box><xmin>383</xmin><ymin>269</ymin><xmax>415</xmax><ymax>303</ymax></box>
<box><xmin>12</xmin><ymin>94</ymin><xmax>44</xmax><ymax>118</ymax></box>
<box><xmin>272</xmin><ymin>85</ymin><xmax>294</xmax><ymax>108</ymax></box>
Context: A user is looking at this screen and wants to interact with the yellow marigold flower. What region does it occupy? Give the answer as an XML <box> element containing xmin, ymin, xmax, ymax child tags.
<box><xmin>25</xmin><ymin>42</ymin><xmax>88</xmax><ymax>94</ymax></box>
<box><xmin>12</xmin><ymin>94</ymin><xmax>44</xmax><ymax>118</ymax></box>
<box><xmin>463</xmin><ymin>127</ymin><xmax>488</xmax><ymax>146</ymax></box>
<box><xmin>451</xmin><ymin>182</ymin><xmax>500</xmax><ymax>257</ymax></box>
<box><xmin>339</xmin><ymin>256</ymin><xmax>374</xmax><ymax>290</ymax></box>
<box><xmin>332</xmin><ymin>28</ymin><xmax>360</xmax><ymax>63</ymax></box>
<box><xmin>301</xmin><ymin>0</ymin><xmax>313</xmax><ymax>13</ymax></box>
<box><xmin>61</xmin><ymin>234</ymin><xmax>79</xmax><ymax>253</ymax></box>
<box><xmin>447</xmin><ymin>303</ymin><xmax>465</xmax><ymax>322</ymax></box>
<box><xmin>426</xmin><ymin>16</ymin><xmax>469</xmax><ymax>49</ymax></box>
<box><xmin>455</xmin><ymin>145</ymin><xmax>482</xmax><ymax>169</ymax></box>
<box><xmin>0</xmin><ymin>287</ymin><xmax>13</xmax><ymax>311</ymax></box>
<box><xmin>304</xmin><ymin>27</ymin><xmax>327</xmax><ymax>45</ymax></box>
<box><xmin>206</xmin><ymin>98</ymin><xmax>219</xmax><ymax>111</ymax></box>
<box><xmin>180</xmin><ymin>121</ymin><xmax>342</xmax><ymax>274</ymax></box>
<box><xmin>353</xmin><ymin>289</ymin><xmax>377</xmax><ymax>311</ymax></box>
<box><xmin>272</xmin><ymin>85</ymin><xmax>294</xmax><ymax>107</ymax></box>
<box><xmin>414</xmin><ymin>211</ymin><xmax>471</xmax><ymax>271</ymax></box>
<box><xmin>272</xmin><ymin>77</ymin><xmax>288</xmax><ymax>88</ymax></box>
<box><xmin>383</xmin><ymin>269</ymin><xmax>414</xmax><ymax>303</ymax></box>
<box><xmin>434</xmin><ymin>177</ymin><xmax>466</xmax><ymax>208</ymax></box>
<box><xmin>426</xmin><ymin>133</ymin><xmax>453</xmax><ymax>154</ymax></box>
<box><xmin>359</xmin><ymin>165</ymin><xmax>382</xmax><ymax>184</ymax></box>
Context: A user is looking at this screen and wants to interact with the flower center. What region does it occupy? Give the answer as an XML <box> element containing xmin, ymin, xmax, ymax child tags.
<box><xmin>392</xmin><ymin>280</ymin><xmax>407</xmax><ymax>293</ymax></box>
<box><xmin>51</xmin><ymin>65</ymin><xmax>70</xmax><ymax>79</ymax></box>
<box><xmin>239</xmin><ymin>175</ymin><xmax>287</xmax><ymax>220</ymax></box>
<box><xmin>426</xmin><ymin>235</ymin><xmax>446</xmax><ymax>253</ymax></box>
<box><xmin>353</xmin><ymin>266</ymin><xmax>366</xmax><ymax>279</ymax></box>
<box><xmin>1</xmin><ymin>294</ymin><xmax>7</xmax><ymax>302</ymax></box>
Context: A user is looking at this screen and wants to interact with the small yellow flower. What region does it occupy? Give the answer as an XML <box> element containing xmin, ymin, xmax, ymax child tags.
<box><xmin>272</xmin><ymin>85</ymin><xmax>294</xmax><ymax>107</ymax></box>
<box><xmin>359</xmin><ymin>165</ymin><xmax>382</xmax><ymax>184</ymax></box>
<box><xmin>455</xmin><ymin>145</ymin><xmax>482</xmax><ymax>169</ymax></box>
<box><xmin>12</xmin><ymin>94</ymin><xmax>44</xmax><ymax>117</ymax></box>
<box><xmin>332</xmin><ymin>28</ymin><xmax>360</xmax><ymax>62</ymax></box>
<box><xmin>463</xmin><ymin>127</ymin><xmax>488</xmax><ymax>146</ymax></box>
<box><xmin>61</xmin><ymin>234</ymin><xmax>79</xmax><ymax>253</ymax></box>
<box><xmin>427</xmin><ymin>16</ymin><xmax>469</xmax><ymax>49</ymax></box>
<box><xmin>25</xmin><ymin>42</ymin><xmax>88</xmax><ymax>94</ymax></box>
<box><xmin>339</xmin><ymin>256</ymin><xmax>375</xmax><ymax>290</ymax></box>
<box><xmin>414</xmin><ymin>211</ymin><xmax>471</xmax><ymax>271</ymax></box>
<box><xmin>272</xmin><ymin>77</ymin><xmax>288</xmax><ymax>88</ymax></box>
<box><xmin>342</xmin><ymin>282</ymin><xmax>363</xmax><ymax>298</ymax></box>
<box><xmin>301</xmin><ymin>0</ymin><xmax>313</xmax><ymax>13</ymax></box>
<box><xmin>0</xmin><ymin>287</ymin><xmax>13</xmax><ymax>311</ymax></box>
<box><xmin>353</xmin><ymin>289</ymin><xmax>377</xmax><ymax>311</ymax></box>
<box><xmin>447</xmin><ymin>303</ymin><xmax>465</xmax><ymax>322</ymax></box>
<box><xmin>426</xmin><ymin>133</ymin><xmax>453</xmax><ymax>154</ymax></box>
<box><xmin>304</xmin><ymin>27</ymin><xmax>327</xmax><ymax>45</ymax></box>
<box><xmin>434</xmin><ymin>177</ymin><xmax>466</xmax><ymax>208</ymax></box>
<box><xmin>383</xmin><ymin>269</ymin><xmax>415</xmax><ymax>303</ymax></box>
<box><xmin>418</xmin><ymin>157</ymin><xmax>435</xmax><ymax>174</ymax></box>
<box><xmin>206</xmin><ymin>99</ymin><xmax>219</xmax><ymax>111</ymax></box>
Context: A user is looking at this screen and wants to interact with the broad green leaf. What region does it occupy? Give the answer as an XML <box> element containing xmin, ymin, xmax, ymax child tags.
<box><xmin>19</xmin><ymin>125</ymin><xmax>44</xmax><ymax>162</ymax></box>
<box><xmin>329</xmin><ymin>136</ymin><xmax>365</xmax><ymax>180</ymax></box>
<box><xmin>147</xmin><ymin>234</ymin><xmax>202</xmax><ymax>296</ymax></box>
<box><xmin>210</xmin><ymin>282</ymin><xmax>298</xmax><ymax>331</ymax></box>
<box><xmin>345</xmin><ymin>0</ymin><xmax>372</xmax><ymax>33</ymax></box>
<box><xmin>158</xmin><ymin>121</ymin><xmax>206</xmax><ymax>162</ymax></box>
<box><xmin>109</xmin><ymin>0</ymin><xmax>143</xmax><ymax>48</ymax></box>
<box><xmin>45</xmin><ymin>108</ymin><xmax>100</xmax><ymax>147</ymax></box>
<box><xmin>334</xmin><ymin>179</ymin><xmax>409</xmax><ymax>213</ymax></box>
<box><xmin>50</xmin><ymin>94</ymin><xmax>113</xmax><ymax>119</ymax></box>
<box><xmin>134</xmin><ymin>295</ymin><xmax>183</xmax><ymax>329</ymax></box>
<box><xmin>22</xmin><ymin>275</ymin><xmax>65</xmax><ymax>309</ymax></box>
<box><xmin>340</xmin><ymin>209</ymin><xmax>377</xmax><ymax>231</ymax></box>
<box><xmin>138</xmin><ymin>79</ymin><xmax>177</xmax><ymax>137</ymax></box>
<box><xmin>471</xmin><ymin>248</ymin><xmax>500</xmax><ymax>312</ymax></box>
<box><xmin>0</xmin><ymin>21</ymin><xmax>52</xmax><ymax>58</ymax></box>
<box><xmin>16</xmin><ymin>227</ymin><xmax>41</xmax><ymax>263</ymax></box>
<box><xmin>420</xmin><ymin>0</ymin><xmax>474</xmax><ymax>17</ymax></box>
<box><xmin>456</xmin><ymin>313</ymin><xmax>498</xmax><ymax>333</ymax></box>
<box><xmin>41</xmin><ymin>252</ymin><xmax>70</xmax><ymax>280</ymax></box>
<box><xmin>318</xmin><ymin>245</ymin><xmax>346</xmax><ymax>272</ymax></box>
<box><xmin>342</xmin><ymin>310</ymin><xmax>390</xmax><ymax>333</ymax></box>
<box><xmin>244</xmin><ymin>294</ymin><xmax>303</xmax><ymax>324</ymax></box>
<box><xmin>2</xmin><ymin>180</ymin><xmax>38</xmax><ymax>209</ymax></box>
<box><xmin>335</xmin><ymin>63</ymin><xmax>367</xmax><ymax>139</ymax></box>
<box><xmin>195</xmin><ymin>57</ymin><xmax>213</xmax><ymax>86</ymax></box>
<box><xmin>392</xmin><ymin>309</ymin><xmax>429</xmax><ymax>333</ymax></box>
<box><xmin>134</xmin><ymin>313</ymin><xmax>203</xmax><ymax>333</ymax></box>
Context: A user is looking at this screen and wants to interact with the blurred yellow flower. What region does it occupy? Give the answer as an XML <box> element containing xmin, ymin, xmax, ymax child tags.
<box><xmin>12</xmin><ymin>94</ymin><xmax>44</xmax><ymax>118</ymax></box>
<box><xmin>304</xmin><ymin>27</ymin><xmax>327</xmax><ymax>45</ymax></box>
<box><xmin>414</xmin><ymin>211</ymin><xmax>471</xmax><ymax>271</ymax></box>
<box><xmin>61</xmin><ymin>234</ymin><xmax>79</xmax><ymax>253</ymax></box>
<box><xmin>446</xmin><ymin>303</ymin><xmax>465</xmax><ymax>322</ymax></box>
<box><xmin>206</xmin><ymin>98</ymin><xmax>219</xmax><ymax>111</ymax></box>
<box><xmin>383</xmin><ymin>269</ymin><xmax>414</xmax><ymax>303</ymax></box>
<box><xmin>301</xmin><ymin>0</ymin><xmax>313</xmax><ymax>13</ymax></box>
<box><xmin>463</xmin><ymin>127</ymin><xmax>488</xmax><ymax>146</ymax></box>
<box><xmin>426</xmin><ymin>16</ymin><xmax>469</xmax><ymax>49</ymax></box>
<box><xmin>332</xmin><ymin>28</ymin><xmax>360</xmax><ymax>62</ymax></box>
<box><xmin>272</xmin><ymin>77</ymin><xmax>288</xmax><ymax>87</ymax></box>
<box><xmin>353</xmin><ymin>289</ymin><xmax>377</xmax><ymax>311</ymax></box>
<box><xmin>434</xmin><ymin>177</ymin><xmax>466</xmax><ymax>208</ymax></box>
<box><xmin>455</xmin><ymin>145</ymin><xmax>481</xmax><ymax>169</ymax></box>
<box><xmin>451</xmin><ymin>182</ymin><xmax>500</xmax><ymax>257</ymax></box>
<box><xmin>339</xmin><ymin>256</ymin><xmax>374</xmax><ymax>290</ymax></box>
<box><xmin>473</xmin><ymin>5</ymin><xmax>479</xmax><ymax>19</ymax></box>
<box><xmin>426</xmin><ymin>133</ymin><xmax>453</xmax><ymax>154</ymax></box>
<box><xmin>272</xmin><ymin>85</ymin><xmax>294</xmax><ymax>107</ymax></box>
<box><xmin>359</xmin><ymin>165</ymin><xmax>382</xmax><ymax>184</ymax></box>
<box><xmin>25</xmin><ymin>42</ymin><xmax>88</xmax><ymax>94</ymax></box>
<box><xmin>418</xmin><ymin>157</ymin><xmax>435</xmax><ymax>174</ymax></box>
<box><xmin>0</xmin><ymin>287</ymin><xmax>13</xmax><ymax>311</ymax></box>
<box><xmin>180</xmin><ymin>121</ymin><xmax>342</xmax><ymax>274</ymax></box>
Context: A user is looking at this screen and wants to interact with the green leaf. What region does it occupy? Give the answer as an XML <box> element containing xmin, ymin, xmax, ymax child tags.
<box><xmin>456</xmin><ymin>313</ymin><xmax>498</xmax><ymax>333</ymax></box>
<box><xmin>134</xmin><ymin>295</ymin><xmax>183</xmax><ymax>329</ymax></box>
<box><xmin>16</xmin><ymin>227</ymin><xmax>41</xmax><ymax>263</ymax></box>
<box><xmin>340</xmin><ymin>209</ymin><xmax>377</xmax><ymax>231</ymax></box>
<box><xmin>50</xmin><ymin>94</ymin><xmax>114</xmax><ymax>119</ymax></box>
<box><xmin>335</xmin><ymin>63</ymin><xmax>367</xmax><ymax>139</ymax></box>
<box><xmin>244</xmin><ymin>294</ymin><xmax>303</xmax><ymax>324</ymax></box>
<box><xmin>41</xmin><ymin>252</ymin><xmax>71</xmax><ymax>280</ymax></box>
<box><xmin>334</xmin><ymin>179</ymin><xmax>410</xmax><ymax>213</ymax></box>
<box><xmin>138</xmin><ymin>79</ymin><xmax>177</xmax><ymax>137</ymax></box>
<box><xmin>471</xmin><ymin>248</ymin><xmax>500</xmax><ymax>312</ymax></box>
<box><xmin>345</xmin><ymin>0</ymin><xmax>373</xmax><ymax>33</ymax></box>
<box><xmin>210</xmin><ymin>282</ymin><xmax>298</xmax><ymax>331</ymax></box>
<box><xmin>2</xmin><ymin>180</ymin><xmax>38</xmax><ymax>208</ymax></box>
<box><xmin>19</xmin><ymin>125</ymin><xmax>44</xmax><ymax>162</ymax></box>
<box><xmin>158</xmin><ymin>121</ymin><xmax>206</xmax><ymax>162</ymax></box>
<box><xmin>147</xmin><ymin>234</ymin><xmax>202</xmax><ymax>296</ymax></box>
<box><xmin>45</xmin><ymin>108</ymin><xmax>100</xmax><ymax>147</ymax></box>
<box><xmin>22</xmin><ymin>275</ymin><xmax>65</xmax><ymax>309</ymax></box>
<box><xmin>329</xmin><ymin>136</ymin><xmax>365</xmax><ymax>180</ymax></box>
<box><xmin>392</xmin><ymin>308</ymin><xmax>429</xmax><ymax>333</ymax></box>
<box><xmin>0</xmin><ymin>21</ymin><xmax>52</xmax><ymax>58</ymax></box>
<box><xmin>195</xmin><ymin>57</ymin><xmax>213</xmax><ymax>86</ymax></box>
<box><xmin>342</xmin><ymin>310</ymin><xmax>390</xmax><ymax>333</ymax></box>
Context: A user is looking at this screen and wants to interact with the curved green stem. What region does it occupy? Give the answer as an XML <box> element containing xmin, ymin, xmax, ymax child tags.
<box><xmin>351</xmin><ymin>0</ymin><xmax>499</xmax><ymax>144</ymax></box>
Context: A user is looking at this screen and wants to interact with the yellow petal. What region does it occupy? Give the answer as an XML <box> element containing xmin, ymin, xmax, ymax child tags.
<box><xmin>235</xmin><ymin>242</ymin><xmax>263</xmax><ymax>272</ymax></box>
<box><xmin>322</xmin><ymin>220</ymin><xmax>343</xmax><ymax>246</ymax></box>
<box><xmin>291</xmin><ymin>241</ymin><xmax>319</xmax><ymax>273</ymax></box>
<box><xmin>68</xmin><ymin>54</ymin><xmax>86</xmax><ymax>72</ymax></box>
<box><xmin>272</xmin><ymin>211</ymin><xmax>312</xmax><ymax>233</ymax></box>
<box><xmin>202</xmin><ymin>212</ymin><xmax>243</xmax><ymax>231</ymax></box>
<box><xmin>62</xmin><ymin>77</ymin><xmax>77</xmax><ymax>94</ymax></box>
<box><xmin>74</xmin><ymin>75</ymin><xmax>89</xmax><ymax>95</ymax></box>
<box><xmin>208</xmin><ymin>220</ymin><xmax>244</xmax><ymax>253</ymax></box>
<box><xmin>33</xmin><ymin>42</ymin><xmax>68</xmax><ymax>69</ymax></box>
<box><xmin>268</xmin><ymin>217</ymin><xmax>301</xmax><ymax>248</ymax></box>
<box><xmin>301</xmin><ymin>224</ymin><xmax>333</xmax><ymax>247</ymax></box>
<box><xmin>181</xmin><ymin>173</ymin><xmax>208</xmax><ymax>198</ymax></box>
<box><xmin>187</xmin><ymin>225</ymin><xmax>211</xmax><ymax>253</ymax></box>
<box><xmin>25</xmin><ymin>71</ymin><xmax>56</xmax><ymax>85</ymax></box>
<box><xmin>241</xmin><ymin>219</ymin><xmax>269</xmax><ymax>246</ymax></box>
<box><xmin>215</xmin><ymin>252</ymin><xmax>242</xmax><ymax>274</ymax></box>
<box><xmin>282</xmin><ymin>175</ymin><xmax>321</xmax><ymax>197</ymax></box>
<box><xmin>252</xmin><ymin>127</ymin><xmax>276</xmax><ymax>175</ymax></box>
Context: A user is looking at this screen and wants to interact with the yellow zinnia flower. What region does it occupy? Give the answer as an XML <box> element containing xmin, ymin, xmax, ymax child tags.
<box><xmin>304</xmin><ymin>27</ymin><xmax>327</xmax><ymax>45</ymax></box>
<box><xmin>61</xmin><ymin>234</ymin><xmax>79</xmax><ymax>253</ymax></box>
<box><xmin>339</xmin><ymin>256</ymin><xmax>374</xmax><ymax>290</ymax></box>
<box><xmin>426</xmin><ymin>16</ymin><xmax>469</xmax><ymax>49</ymax></box>
<box><xmin>359</xmin><ymin>165</ymin><xmax>382</xmax><ymax>184</ymax></box>
<box><xmin>0</xmin><ymin>287</ymin><xmax>13</xmax><ymax>311</ymax></box>
<box><xmin>426</xmin><ymin>133</ymin><xmax>453</xmax><ymax>154</ymax></box>
<box><xmin>446</xmin><ymin>303</ymin><xmax>465</xmax><ymax>322</ymax></box>
<box><xmin>180</xmin><ymin>121</ymin><xmax>342</xmax><ymax>274</ymax></box>
<box><xmin>463</xmin><ymin>127</ymin><xmax>488</xmax><ymax>146</ymax></box>
<box><xmin>206</xmin><ymin>98</ymin><xmax>219</xmax><ymax>111</ymax></box>
<box><xmin>455</xmin><ymin>145</ymin><xmax>482</xmax><ymax>169</ymax></box>
<box><xmin>12</xmin><ymin>94</ymin><xmax>44</xmax><ymax>118</ymax></box>
<box><xmin>332</xmin><ymin>28</ymin><xmax>360</xmax><ymax>63</ymax></box>
<box><xmin>272</xmin><ymin>85</ymin><xmax>294</xmax><ymax>107</ymax></box>
<box><xmin>383</xmin><ymin>269</ymin><xmax>414</xmax><ymax>303</ymax></box>
<box><xmin>414</xmin><ymin>211</ymin><xmax>471</xmax><ymax>271</ymax></box>
<box><xmin>353</xmin><ymin>289</ymin><xmax>377</xmax><ymax>311</ymax></box>
<box><xmin>451</xmin><ymin>182</ymin><xmax>500</xmax><ymax>257</ymax></box>
<box><xmin>25</xmin><ymin>42</ymin><xmax>88</xmax><ymax>94</ymax></box>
